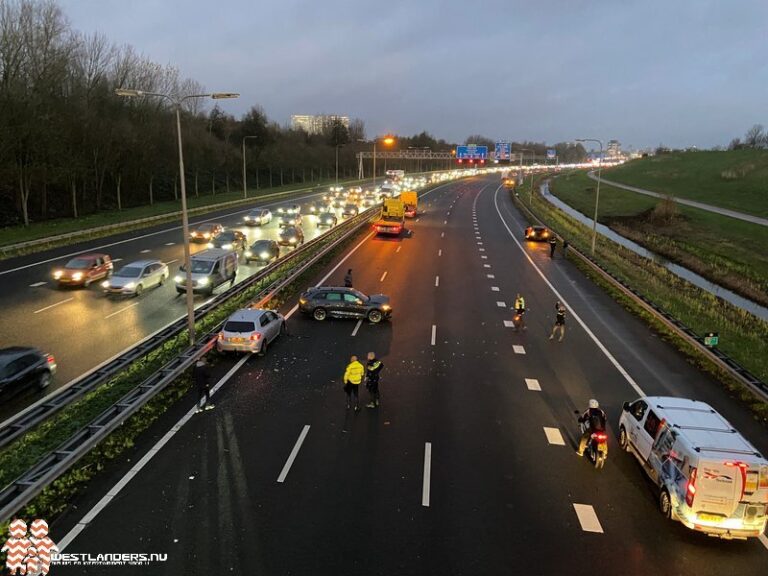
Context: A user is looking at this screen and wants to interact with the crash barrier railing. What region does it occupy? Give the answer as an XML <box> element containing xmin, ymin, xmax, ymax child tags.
<box><xmin>0</xmin><ymin>170</ymin><xmax>450</xmax><ymax>259</ymax></box>
<box><xmin>512</xmin><ymin>190</ymin><xmax>768</xmax><ymax>404</ymax></box>
<box><xmin>0</xmin><ymin>205</ymin><xmax>383</xmax><ymax>523</ymax></box>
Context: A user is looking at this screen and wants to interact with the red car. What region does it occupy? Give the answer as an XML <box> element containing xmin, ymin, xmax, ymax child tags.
<box><xmin>189</xmin><ymin>222</ymin><xmax>224</xmax><ymax>243</ymax></box>
<box><xmin>53</xmin><ymin>253</ymin><xmax>113</xmax><ymax>287</ymax></box>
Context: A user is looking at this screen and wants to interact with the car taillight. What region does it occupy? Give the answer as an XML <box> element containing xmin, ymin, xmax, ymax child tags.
<box><xmin>249</xmin><ymin>333</ymin><xmax>261</xmax><ymax>341</ymax></box>
<box><xmin>46</xmin><ymin>354</ymin><xmax>55</xmax><ymax>365</ymax></box>
<box><xmin>686</xmin><ymin>467</ymin><xmax>697</xmax><ymax>507</ymax></box>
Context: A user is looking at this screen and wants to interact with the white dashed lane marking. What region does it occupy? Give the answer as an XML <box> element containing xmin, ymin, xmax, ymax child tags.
<box><xmin>481</xmin><ymin>255</ymin><xmax>488</xmax><ymax>259</ymax></box>
<box><xmin>443</xmin><ymin>220</ymin><xmax>447</xmax><ymax>225</ymax></box>
<box><xmin>513</xmin><ymin>345</ymin><xmax>526</xmax><ymax>354</ymax></box>
<box><xmin>438</xmin><ymin>249</ymin><xmax>442</xmax><ymax>257</ymax></box>
<box><xmin>422</xmin><ymin>442</ymin><xmax>432</xmax><ymax>507</ymax></box>
<box><xmin>484</xmin><ymin>264</ymin><xmax>491</xmax><ymax>268</ymax></box>
<box><xmin>29</xmin><ymin>281</ymin><xmax>46</xmax><ymax>287</ymax></box>
<box><xmin>573</xmin><ymin>504</ymin><xmax>604</xmax><ymax>534</ymax></box>
<box><xmin>496</xmin><ymin>301</ymin><xmax>506</xmax><ymax>307</ymax></box>
<box><xmin>487</xmin><ymin>274</ymin><xmax>495</xmax><ymax>279</ymax></box>
<box><xmin>165</xmin><ymin>242</ymin><xmax>175</xmax><ymax>246</ymax></box>
<box><xmin>431</xmin><ymin>325</ymin><xmax>437</xmax><ymax>346</ymax></box>
<box><xmin>441</xmin><ymin>232</ymin><xmax>445</xmax><ymax>238</ymax></box>
<box><xmin>544</xmin><ymin>427</ymin><xmax>565</xmax><ymax>445</ymax></box>
<box><xmin>503</xmin><ymin>320</ymin><xmax>514</xmax><ymax>328</ymax></box>
<box><xmin>277</xmin><ymin>425</ymin><xmax>311</xmax><ymax>483</ymax></box>
<box><xmin>351</xmin><ymin>319</ymin><xmax>362</xmax><ymax>336</ymax></box>
<box><xmin>479</xmin><ymin>248</ymin><xmax>485</xmax><ymax>252</ymax></box>
<box><xmin>435</xmin><ymin>276</ymin><xmax>440</xmax><ymax>287</ymax></box>
<box><xmin>140</xmin><ymin>249</ymin><xmax>151</xmax><ymax>254</ymax></box>
<box><xmin>525</xmin><ymin>378</ymin><xmax>541</xmax><ymax>391</ymax></box>
<box><xmin>491</xmin><ymin>286</ymin><xmax>500</xmax><ymax>292</ymax></box>
<box><xmin>34</xmin><ymin>298</ymin><xmax>73</xmax><ymax>314</ymax></box>
<box><xmin>396</xmin><ymin>246</ymin><xmax>402</xmax><ymax>253</ymax></box>
<box><xmin>380</xmin><ymin>271</ymin><xmax>388</xmax><ymax>282</ymax></box>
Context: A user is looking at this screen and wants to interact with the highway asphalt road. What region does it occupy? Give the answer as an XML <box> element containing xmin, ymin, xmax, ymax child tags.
<box><xmin>50</xmin><ymin>176</ymin><xmax>768</xmax><ymax>575</ymax></box>
<box><xmin>0</xmin><ymin>185</ymin><xmax>366</xmax><ymax>420</ymax></box>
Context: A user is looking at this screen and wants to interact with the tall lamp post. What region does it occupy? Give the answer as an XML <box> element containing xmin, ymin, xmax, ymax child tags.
<box><xmin>576</xmin><ymin>138</ymin><xmax>604</xmax><ymax>255</ymax></box>
<box><xmin>242</xmin><ymin>135</ymin><xmax>258</xmax><ymax>198</ymax></box>
<box><xmin>358</xmin><ymin>135</ymin><xmax>395</xmax><ymax>188</ymax></box>
<box><xmin>115</xmin><ymin>88</ymin><xmax>239</xmax><ymax>345</ymax></box>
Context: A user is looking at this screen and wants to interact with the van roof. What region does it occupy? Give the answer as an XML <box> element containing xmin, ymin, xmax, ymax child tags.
<box><xmin>190</xmin><ymin>248</ymin><xmax>236</xmax><ymax>261</ymax></box>
<box><xmin>646</xmin><ymin>397</ymin><xmax>764</xmax><ymax>461</ymax></box>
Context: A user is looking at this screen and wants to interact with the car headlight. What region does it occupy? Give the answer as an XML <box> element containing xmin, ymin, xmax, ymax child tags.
<box><xmin>53</xmin><ymin>270</ymin><xmax>63</xmax><ymax>279</ymax></box>
<box><xmin>102</xmin><ymin>280</ymin><xmax>110</xmax><ymax>288</ymax></box>
<box><xmin>245</xmin><ymin>250</ymin><xmax>253</xmax><ymax>257</ymax></box>
<box><xmin>289</xmin><ymin>237</ymin><xmax>297</xmax><ymax>243</ymax></box>
<box><xmin>260</xmin><ymin>252</ymin><xmax>269</xmax><ymax>259</ymax></box>
<box><xmin>244</xmin><ymin>216</ymin><xmax>251</xmax><ymax>221</ymax></box>
<box><xmin>381</xmin><ymin>304</ymin><xmax>391</xmax><ymax>311</ymax></box>
<box><xmin>72</xmin><ymin>272</ymin><xmax>83</xmax><ymax>281</ymax></box>
<box><xmin>174</xmin><ymin>275</ymin><xmax>183</xmax><ymax>283</ymax></box>
<box><xmin>222</xmin><ymin>243</ymin><xmax>233</xmax><ymax>250</ymax></box>
<box><xmin>196</xmin><ymin>277</ymin><xmax>209</xmax><ymax>286</ymax></box>
<box><xmin>203</xmin><ymin>233</ymin><xmax>211</xmax><ymax>238</ymax></box>
<box><xmin>207</xmin><ymin>242</ymin><xmax>214</xmax><ymax>248</ymax></box>
<box><xmin>124</xmin><ymin>282</ymin><xmax>135</xmax><ymax>290</ymax></box>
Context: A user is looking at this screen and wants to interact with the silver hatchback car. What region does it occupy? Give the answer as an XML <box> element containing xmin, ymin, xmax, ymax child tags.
<box><xmin>103</xmin><ymin>259</ymin><xmax>169</xmax><ymax>296</ymax></box>
<box><xmin>216</xmin><ymin>308</ymin><xmax>286</xmax><ymax>355</ymax></box>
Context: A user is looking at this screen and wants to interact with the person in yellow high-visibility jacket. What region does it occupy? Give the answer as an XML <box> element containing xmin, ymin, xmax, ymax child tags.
<box><xmin>343</xmin><ymin>355</ymin><xmax>365</xmax><ymax>411</ymax></box>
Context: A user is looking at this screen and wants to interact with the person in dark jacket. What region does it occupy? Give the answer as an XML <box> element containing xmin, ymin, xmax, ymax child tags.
<box><xmin>195</xmin><ymin>358</ymin><xmax>214</xmax><ymax>413</ymax></box>
<box><xmin>365</xmin><ymin>351</ymin><xmax>384</xmax><ymax>408</ymax></box>
<box><xmin>549</xmin><ymin>236</ymin><xmax>557</xmax><ymax>258</ymax></box>
<box><xmin>344</xmin><ymin>269</ymin><xmax>353</xmax><ymax>287</ymax></box>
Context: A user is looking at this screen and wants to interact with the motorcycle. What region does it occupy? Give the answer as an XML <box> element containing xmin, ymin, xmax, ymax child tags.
<box><xmin>575</xmin><ymin>411</ymin><xmax>608</xmax><ymax>469</ymax></box>
<box><xmin>512</xmin><ymin>308</ymin><xmax>527</xmax><ymax>331</ymax></box>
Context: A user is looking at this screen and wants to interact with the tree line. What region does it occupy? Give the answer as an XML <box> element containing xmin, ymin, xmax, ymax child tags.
<box><xmin>0</xmin><ymin>0</ymin><xmax>586</xmax><ymax>228</ymax></box>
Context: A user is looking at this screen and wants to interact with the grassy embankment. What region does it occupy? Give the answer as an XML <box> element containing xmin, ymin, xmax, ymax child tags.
<box><xmin>518</xmin><ymin>174</ymin><xmax>768</xmax><ymax>422</ymax></box>
<box><xmin>551</xmin><ymin>169</ymin><xmax>768</xmax><ymax>308</ymax></box>
<box><xmin>603</xmin><ymin>149</ymin><xmax>768</xmax><ymax>217</ymax></box>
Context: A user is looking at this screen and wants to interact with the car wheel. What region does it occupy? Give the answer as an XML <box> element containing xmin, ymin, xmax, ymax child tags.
<box><xmin>313</xmin><ymin>308</ymin><xmax>327</xmax><ymax>321</ymax></box>
<box><xmin>38</xmin><ymin>370</ymin><xmax>51</xmax><ymax>390</ymax></box>
<box><xmin>135</xmin><ymin>284</ymin><xmax>143</xmax><ymax>297</ymax></box>
<box><xmin>159</xmin><ymin>274</ymin><xmax>166</xmax><ymax>286</ymax></box>
<box><xmin>659</xmin><ymin>489</ymin><xmax>673</xmax><ymax>520</ymax></box>
<box><xmin>619</xmin><ymin>426</ymin><xmax>629</xmax><ymax>451</ymax></box>
<box><xmin>258</xmin><ymin>339</ymin><xmax>268</xmax><ymax>357</ymax></box>
<box><xmin>368</xmin><ymin>309</ymin><xmax>383</xmax><ymax>324</ymax></box>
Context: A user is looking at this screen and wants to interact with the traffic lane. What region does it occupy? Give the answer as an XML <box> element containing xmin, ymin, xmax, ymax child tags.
<box><xmin>477</xmin><ymin>182</ymin><xmax>768</xmax><ymax>567</ymax></box>
<box><xmin>491</xmin><ymin>183</ymin><xmax>768</xmax><ymax>455</ymax></box>
<box><xmin>52</xmin><ymin>179</ymin><xmax>464</xmax><ymax>574</ymax></box>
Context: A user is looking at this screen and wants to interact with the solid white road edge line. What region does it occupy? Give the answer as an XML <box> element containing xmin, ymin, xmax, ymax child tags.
<box><xmin>431</xmin><ymin>325</ymin><xmax>436</xmax><ymax>346</ymax></box>
<box><xmin>573</xmin><ymin>504</ymin><xmax>604</xmax><ymax>533</ymax></box>
<box><xmin>422</xmin><ymin>442</ymin><xmax>432</xmax><ymax>507</ymax></box>
<box><xmin>58</xmin><ymin>353</ymin><xmax>250</xmax><ymax>551</ymax></box>
<box><xmin>492</xmin><ymin>186</ymin><xmax>645</xmax><ymax>398</ymax></box>
<box><xmin>33</xmin><ymin>298</ymin><xmax>73</xmax><ymax>314</ymax></box>
<box><xmin>351</xmin><ymin>319</ymin><xmax>363</xmax><ymax>337</ymax></box>
<box><xmin>277</xmin><ymin>425</ymin><xmax>311</xmax><ymax>483</ymax></box>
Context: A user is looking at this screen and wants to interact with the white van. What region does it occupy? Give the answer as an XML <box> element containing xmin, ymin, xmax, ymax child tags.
<box><xmin>619</xmin><ymin>396</ymin><xmax>768</xmax><ymax>539</ymax></box>
<box><xmin>174</xmin><ymin>249</ymin><xmax>238</xmax><ymax>296</ymax></box>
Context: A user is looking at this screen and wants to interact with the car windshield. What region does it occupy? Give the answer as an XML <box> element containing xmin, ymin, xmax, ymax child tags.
<box><xmin>195</xmin><ymin>225</ymin><xmax>214</xmax><ymax>233</ymax></box>
<box><xmin>281</xmin><ymin>227</ymin><xmax>297</xmax><ymax>235</ymax></box>
<box><xmin>251</xmin><ymin>241</ymin><xmax>273</xmax><ymax>249</ymax></box>
<box><xmin>181</xmin><ymin>260</ymin><xmax>214</xmax><ymax>274</ymax></box>
<box><xmin>218</xmin><ymin>232</ymin><xmax>236</xmax><ymax>241</ymax></box>
<box><xmin>114</xmin><ymin>267</ymin><xmax>142</xmax><ymax>278</ymax></box>
<box><xmin>65</xmin><ymin>258</ymin><xmax>93</xmax><ymax>269</ymax></box>
<box><xmin>223</xmin><ymin>321</ymin><xmax>255</xmax><ymax>333</ymax></box>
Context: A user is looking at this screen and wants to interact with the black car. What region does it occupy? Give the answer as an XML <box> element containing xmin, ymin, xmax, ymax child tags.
<box><xmin>278</xmin><ymin>226</ymin><xmax>305</xmax><ymax>247</ymax></box>
<box><xmin>245</xmin><ymin>239</ymin><xmax>280</xmax><ymax>264</ymax></box>
<box><xmin>342</xmin><ymin>204</ymin><xmax>359</xmax><ymax>218</ymax></box>
<box><xmin>524</xmin><ymin>226</ymin><xmax>552</xmax><ymax>242</ymax></box>
<box><xmin>298</xmin><ymin>287</ymin><xmax>392</xmax><ymax>323</ymax></box>
<box><xmin>0</xmin><ymin>347</ymin><xmax>57</xmax><ymax>395</ymax></box>
<box><xmin>317</xmin><ymin>212</ymin><xmax>338</xmax><ymax>228</ymax></box>
<box><xmin>209</xmin><ymin>230</ymin><xmax>247</xmax><ymax>251</ymax></box>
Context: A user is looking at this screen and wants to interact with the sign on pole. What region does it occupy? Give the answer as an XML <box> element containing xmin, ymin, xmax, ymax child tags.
<box><xmin>456</xmin><ymin>144</ymin><xmax>489</xmax><ymax>161</ymax></box>
<box><xmin>546</xmin><ymin>149</ymin><xmax>556</xmax><ymax>160</ymax></box>
<box><xmin>495</xmin><ymin>142</ymin><xmax>511</xmax><ymax>161</ymax></box>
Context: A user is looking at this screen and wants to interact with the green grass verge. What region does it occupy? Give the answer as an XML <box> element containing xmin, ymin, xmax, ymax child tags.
<box><xmin>517</xmin><ymin>178</ymin><xmax>768</xmax><ymax>422</ymax></box>
<box><xmin>550</xmin><ymin>171</ymin><xmax>768</xmax><ymax>307</ymax></box>
<box><xmin>604</xmin><ymin>150</ymin><xmax>768</xmax><ymax>218</ymax></box>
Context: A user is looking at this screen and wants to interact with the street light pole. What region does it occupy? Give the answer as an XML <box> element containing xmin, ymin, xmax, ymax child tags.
<box><xmin>115</xmin><ymin>88</ymin><xmax>238</xmax><ymax>345</ymax></box>
<box><xmin>576</xmin><ymin>138</ymin><xmax>604</xmax><ymax>255</ymax></box>
<box><xmin>335</xmin><ymin>144</ymin><xmax>340</xmax><ymax>185</ymax></box>
<box><xmin>242</xmin><ymin>135</ymin><xmax>258</xmax><ymax>199</ymax></box>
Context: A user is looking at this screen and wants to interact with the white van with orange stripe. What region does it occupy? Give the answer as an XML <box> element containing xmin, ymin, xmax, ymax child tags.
<box><xmin>618</xmin><ymin>396</ymin><xmax>768</xmax><ymax>539</ymax></box>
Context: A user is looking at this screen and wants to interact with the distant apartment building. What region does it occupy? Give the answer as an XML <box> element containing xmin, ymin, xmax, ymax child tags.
<box><xmin>291</xmin><ymin>114</ymin><xmax>350</xmax><ymax>135</ymax></box>
<box><xmin>606</xmin><ymin>139</ymin><xmax>621</xmax><ymax>158</ymax></box>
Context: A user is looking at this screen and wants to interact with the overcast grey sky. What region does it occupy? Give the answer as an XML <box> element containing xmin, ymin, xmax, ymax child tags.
<box><xmin>59</xmin><ymin>0</ymin><xmax>768</xmax><ymax>149</ymax></box>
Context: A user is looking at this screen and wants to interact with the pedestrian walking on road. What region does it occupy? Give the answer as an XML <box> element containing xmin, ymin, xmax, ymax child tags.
<box><xmin>563</xmin><ymin>239</ymin><xmax>569</xmax><ymax>257</ymax></box>
<box><xmin>195</xmin><ymin>358</ymin><xmax>214</xmax><ymax>413</ymax></box>
<box><xmin>365</xmin><ymin>352</ymin><xmax>384</xmax><ymax>408</ymax></box>
<box><xmin>344</xmin><ymin>269</ymin><xmax>353</xmax><ymax>288</ymax></box>
<box><xmin>549</xmin><ymin>236</ymin><xmax>557</xmax><ymax>258</ymax></box>
<box><xmin>343</xmin><ymin>355</ymin><xmax>365</xmax><ymax>411</ymax></box>
<box><xmin>549</xmin><ymin>302</ymin><xmax>567</xmax><ymax>342</ymax></box>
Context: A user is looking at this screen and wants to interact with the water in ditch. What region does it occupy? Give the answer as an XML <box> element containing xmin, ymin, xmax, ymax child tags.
<box><xmin>540</xmin><ymin>182</ymin><xmax>768</xmax><ymax>322</ymax></box>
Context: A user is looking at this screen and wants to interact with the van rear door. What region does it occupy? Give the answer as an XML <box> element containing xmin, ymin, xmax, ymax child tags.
<box><xmin>694</xmin><ymin>460</ymin><xmax>743</xmax><ymax>520</ymax></box>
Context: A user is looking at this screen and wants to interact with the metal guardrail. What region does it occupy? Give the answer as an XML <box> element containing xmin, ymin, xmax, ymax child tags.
<box><xmin>0</xmin><ymin>205</ymin><xmax>380</xmax><ymax>523</ymax></box>
<box><xmin>512</xmin><ymin>189</ymin><xmax>768</xmax><ymax>404</ymax></box>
